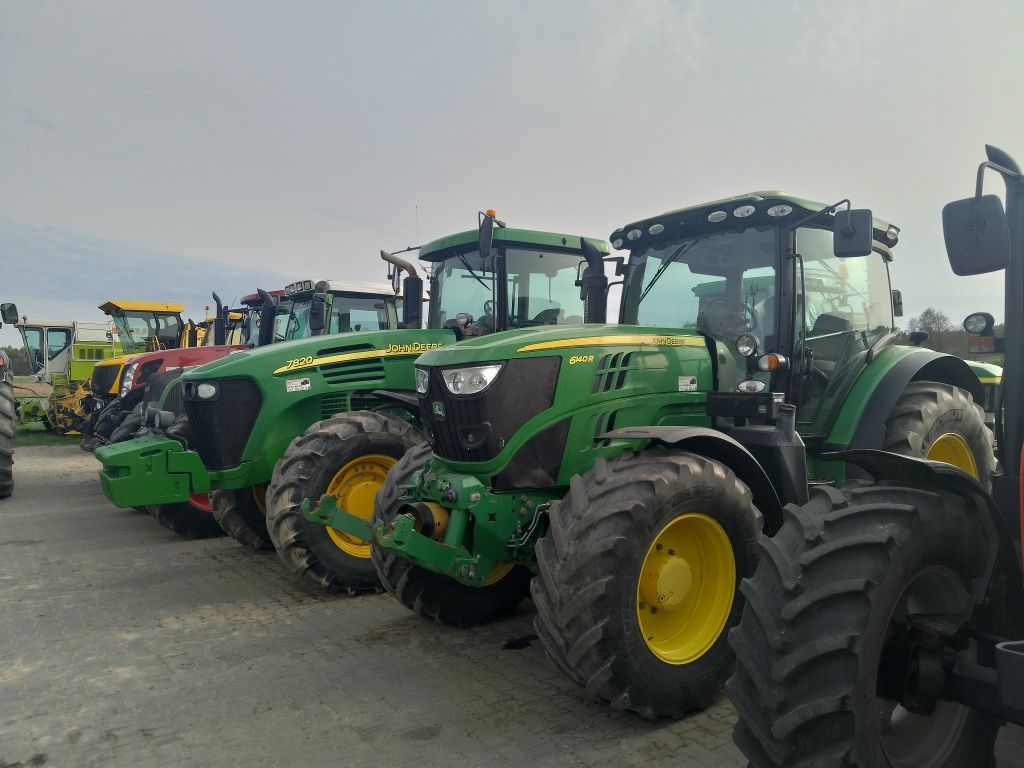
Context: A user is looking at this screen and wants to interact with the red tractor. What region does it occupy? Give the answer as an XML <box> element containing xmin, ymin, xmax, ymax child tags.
<box><xmin>727</xmin><ymin>146</ymin><xmax>1024</xmax><ymax>765</ymax></box>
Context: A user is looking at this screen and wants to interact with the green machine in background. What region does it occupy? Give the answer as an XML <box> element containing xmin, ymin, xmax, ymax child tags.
<box><xmin>0</xmin><ymin>301</ymin><xmax>131</xmax><ymax>433</ymax></box>
<box><xmin>311</xmin><ymin>192</ymin><xmax>996</xmax><ymax>719</ymax></box>
<box><xmin>96</xmin><ymin>215</ymin><xmax>609</xmax><ymax>592</ymax></box>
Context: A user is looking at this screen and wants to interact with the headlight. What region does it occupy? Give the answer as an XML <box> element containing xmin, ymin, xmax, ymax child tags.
<box><xmin>119</xmin><ymin>363</ymin><xmax>138</xmax><ymax>398</ymax></box>
<box><xmin>735</xmin><ymin>333</ymin><xmax>760</xmax><ymax>358</ymax></box>
<box><xmin>963</xmin><ymin>312</ymin><xmax>993</xmax><ymax>335</ymax></box>
<box><xmin>415</xmin><ymin>367</ymin><xmax>429</xmax><ymax>394</ymax></box>
<box><xmin>196</xmin><ymin>382</ymin><xmax>219</xmax><ymax>400</ymax></box>
<box><xmin>441</xmin><ymin>364</ymin><xmax>503</xmax><ymax>396</ymax></box>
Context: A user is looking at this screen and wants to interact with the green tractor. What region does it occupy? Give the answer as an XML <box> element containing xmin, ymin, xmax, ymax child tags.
<box><xmin>96</xmin><ymin>219</ymin><xmax>608</xmax><ymax>589</ymax></box>
<box><xmin>103</xmin><ymin>279</ymin><xmax>403</xmax><ymax>540</ymax></box>
<box><xmin>309</xmin><ymin>192</ymin><xmax>995</xmax><ymax>719</ymax></box>
<box><xmin>727</xmin><ymin>149</ymin><xmax>1024</xmax><ymax>765</ymax></box>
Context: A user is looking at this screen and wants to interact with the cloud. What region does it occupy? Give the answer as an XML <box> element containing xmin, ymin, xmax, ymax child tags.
<box><xmin>0</xmin><ymin>217</ymin><xmax>288</xmax><ymax>346</ymax></box>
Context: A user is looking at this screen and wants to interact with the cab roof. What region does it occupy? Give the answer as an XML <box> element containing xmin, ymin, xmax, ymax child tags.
<box><xmin>99</xmin><ymin>300</ymin><xmax>185</xmax><ymax>314</ymax></box>
<box><xmin>419</xmin><ymin>228</ymin><xmax>610</xmax><ymax>261</ymax></box>
<box><xmin>239</xmin><ymin>289</ymin><xmax>285</xmax><ymax>305</ymax></box>
<box><xmin>611</xmin><ymin>191</ymin><xmax>900</xmax><ymax>252</ymax></box>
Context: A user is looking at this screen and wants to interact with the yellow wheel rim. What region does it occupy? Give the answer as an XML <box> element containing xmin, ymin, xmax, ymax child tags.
<box><xmin>482</xmin><ymin>561</ymin><xmax>514</xmax><ymax>586</ymax></box>
<box><xmin>636</xmin><ymin>513</ymin><xmax>736</xmax><ymax>665</ymax></box>
<box><xmin>324</xmin><ymin>454</ymin><xmax>396</xmax><ymax>558</ymax></box>
<box><xmin>925</xmin><ymin>433</ymin><xmax>979</xmax><ymax>479</ymax></box>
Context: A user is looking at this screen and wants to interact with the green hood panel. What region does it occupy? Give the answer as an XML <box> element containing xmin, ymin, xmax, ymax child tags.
<box><xmin>415</xmin><ymin>324</ymin><xmax>708</xmax><ymax>367</ymax></box>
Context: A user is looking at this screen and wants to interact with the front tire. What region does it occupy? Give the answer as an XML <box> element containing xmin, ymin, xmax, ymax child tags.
<box><xmin>727</xmin><ymin>483</ymin><xmax>1001</xmax><ymax>768</ymax></box>
<box><xmin>0</xmin><ymin>376</ymin><xmax>15</xmax><ymax>499</ymax></box>
<box><xmin>212</xmin><ymin>486</ymin><xmax>271</xmax><ymax>550</ymax></box>
<box><xmin>266</xmin><ymin>411</ymin><xmax>423</xmax><ymax>593</ymax></box>
<box><xmin>372</xmin><ymin>441</ymin><xmax>532</xmax><ymax>625</ymax></box>
<box><xmin>532</xmin><ymin>450</ymin><xmax>761</xmax><ymax>719</ymax></box>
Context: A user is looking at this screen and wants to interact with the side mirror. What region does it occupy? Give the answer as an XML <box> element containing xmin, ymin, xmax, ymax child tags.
<box><xmin>402</xmin><ymin>274</ymin><xmax>423</xmax><ymax>328</ymax></box>
<box><xmin>891</xmin><ymin>289</ymin><xmax>904</xmax><ymax>318</ymax></box>
<box><xmin>942</xmin><ymin>194</ymin><xmax>1011</xmax><ymax>275</ymax></box>
<box><xmin>1</xmin><ymin>303</ymin><xmax>18</xmax><ymax>325</ymax></box>
<box><xmin>908</xmin><ymin>331</ymin><xmax>929</xmax><ymax>346</ymax></box>
<box><xmin>309</xmin><ymin>295</ymin><xmax>327</xmax><ymax>334</ymax></box>
<box><xmin>833</xmin><ymin>209</ymin><xmax>874</xmax><ymax>257</ymax></box>
<box><xmin>478</xmin><ymin>212</ymin><xmax>495</xmax><ymax>260</ymax></box>
<box><xmin>383</xmin><ymin>251</ymin><xmax>402</xmax><ymax>294</ymax></box>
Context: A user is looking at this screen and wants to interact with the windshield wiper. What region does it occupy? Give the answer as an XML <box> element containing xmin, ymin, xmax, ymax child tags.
<box><xmin>637</xmin><ymin>238</ymin><xmax>705</xmax><ymax>305</ymax></box>
<box><xmin>458</xmin><ymin>253</ymin><xmax>491</xmax><ymax>292</ymax></box>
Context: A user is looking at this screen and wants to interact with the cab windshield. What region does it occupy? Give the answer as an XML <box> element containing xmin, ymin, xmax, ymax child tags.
<box><xmin>623</xmin><ymin>227</ymin><xmax>778</xmax><ymax>347</ymax></box>
<box><xmin>427</xmin><ymin>245</ymin><xmax>587</xmax><ymax>335</ymax></box>
<box><xmin>284</xmin><ymin>295</ymin><xmax>395</xmax><ymax>340</ymax></box>
<box><xmin>112</xmin><ymin>311</ymin><xmax>182</xmax><ymax>351</ymax></box>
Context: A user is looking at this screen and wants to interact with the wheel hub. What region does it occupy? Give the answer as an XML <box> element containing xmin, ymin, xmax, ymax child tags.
<box><xmin>640</xmin><ymin>553</ymin><xmax>693</xmax><ymax>609</ymax></box>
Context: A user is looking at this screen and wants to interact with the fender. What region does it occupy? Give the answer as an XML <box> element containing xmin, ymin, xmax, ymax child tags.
<box><xmin>824</xmin><ymin>348</ymin><xmax>984</xmax><ymax>453</ymax></box>
<box><xmin>370</xmin><ymin>389</ymin><xmax>420</xmax><ymax>420</ymax></box>
<box><xmin>602</xmin><ymin>426</ymin><xmax>783</xmax><ymax>533</ymax></box>
<box><xmin>830</xmin><ymin>449</ymin><xmax>1024</xmax><ymax>633</ymax></box>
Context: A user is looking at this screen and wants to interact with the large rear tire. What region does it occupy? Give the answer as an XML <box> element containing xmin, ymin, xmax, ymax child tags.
<box><xmin>266</xmin><ymin>411</ymin><xmax>423</xmax><ymax>594</ymax></box>
<box><xmin>531</xmin><ymin>450</ymin><xmax>761</xmax><ymax>719</ymax></box>
<box><xmin>372</xmin><ymin>441</ymin><xmax>533</xmax><ymax>625</ymax></box>
<box><xmin>212</xmin><ymin>486</ymin><xmax>272</xmax><ymax>550</ymax></box>
<box><xmin>149</xmin><ymin>495</ymin><xmax>225</xmax><ymax>539</ymax></box>
<box><xmin>727</xmin><ymin>483</ymin><xmax>1001</xmax><ymax>768</ymax></box>
<box><xmin>885</xmin><ymin>381</ymin><xmax>994</xmax><ymax>487</ymax></box>
<box><xmin>0</xmin><ymin>376</ymin><xmax>14</xmax><ymax>499</ymax></box>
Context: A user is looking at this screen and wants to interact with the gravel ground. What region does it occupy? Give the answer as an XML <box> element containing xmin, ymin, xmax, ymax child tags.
<box><xmin>1</xmin><ymin>445</ymin><xmax>1021</xmax><ymax>767</ymax></box>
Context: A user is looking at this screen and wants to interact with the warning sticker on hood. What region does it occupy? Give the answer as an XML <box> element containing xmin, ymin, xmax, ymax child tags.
<box><xmin>678</xmin><ymin>376</ymin><xmax>698</xmax><ymax>392</ymax></box>
<box><xmin>286</xmin><ymin>377</ymin><xmax>311</xmax><ymax>392</ymax></box>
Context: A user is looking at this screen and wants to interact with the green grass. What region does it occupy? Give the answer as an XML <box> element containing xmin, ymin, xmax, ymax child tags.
<box><xmin>16</xmin><ymin>421</ymin><xmax>82</xmax><ymax>447</ymax></box>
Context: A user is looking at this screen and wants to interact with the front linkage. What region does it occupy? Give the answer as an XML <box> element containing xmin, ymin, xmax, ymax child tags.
<box><xmin>306</xmin><ymin>454</ymin><xmax>551</xmax><ymax>586</ymax></box>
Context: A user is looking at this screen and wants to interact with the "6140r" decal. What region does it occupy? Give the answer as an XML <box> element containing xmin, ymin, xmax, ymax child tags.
<box><xmin>281</xmin><ymin>356</ymin><xmax>314</xmax><ymax>372</ymax></box>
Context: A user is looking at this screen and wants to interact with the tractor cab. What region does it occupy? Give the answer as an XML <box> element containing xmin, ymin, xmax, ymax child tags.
<box><xmin>280</xmin><ymin>280</ymin><xmax>398</xmax><ymax>340</ymax></box>
<box><xmin>612</xmin><ymin>193</ymin><xmax>903</xmax><ymax>438</ymax></box>
<box><xmin>98</xmin><ymin>300</ymin><xmax>189</xmax><ymax>353</ymax></box>
<box><xmin>421</xmin><ymin>215</ymin><xmax>606</xmax><ymax>338</ymax></box>
<box><xmin>237</xmin><ymin>290</ymin><xmax>286</xmax><ymax>347</ymax></box>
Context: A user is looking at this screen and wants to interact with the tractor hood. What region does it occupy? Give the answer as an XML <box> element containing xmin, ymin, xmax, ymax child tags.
<box><xmin>181</xmin><ymin>329</ymin><xmax>457</xmax><ymax>383</ymax></box>
<box><xmin>415</xmin><ymin>324</ymin><xmax>710</xmax><ymax>367</ymax></box>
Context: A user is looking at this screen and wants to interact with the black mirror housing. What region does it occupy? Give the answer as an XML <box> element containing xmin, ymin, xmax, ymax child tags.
<box><xmin>1</xmin><ymin>303</ymin><xmax>18</xmax><ymax>325</ymax></box>
<box><xmin>402</xmin><ymin>275</ymin><xmax>424</xmax><ymax>328</ymax></box>
<box><xmin>833</xmin><ymin>209</ymin><xmax>874</xmax><ymax>257</ymax></box>
<box><xmin>942</xmin><ymin>194</ymin><xmax>1011</xmax><ymax>275</ymax></box>
<box><xmin>478</xmin><ymin>213</ymin><xmax>495</xmax><ymax>260</ymax></box>
<box><xmin>309</xmin><ymin>295</ymin><xmax>328</xmax><ymax>333</ymax></box>
<box><xmin>891</xmin><ymin>289</ymin><xmax>904</xmax><ymax>318</ymax></box>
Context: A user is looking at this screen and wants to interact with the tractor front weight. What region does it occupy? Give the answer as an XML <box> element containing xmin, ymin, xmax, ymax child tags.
<box><xmin>304</xmin><ymin>458</ymin><xmax>552</xmax><ymax>586</ymax></box>
<box><xmin>98</xmin><ymin>435</ymin><xmax>210</xmax><ymax>508</ymax></box>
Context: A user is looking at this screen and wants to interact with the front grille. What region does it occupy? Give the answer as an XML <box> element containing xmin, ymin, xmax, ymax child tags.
<box><xmin>91</xmin><ymin>365</ymin><xmax>119</xmax><ymax>395</ymax></box>
<box><xmin>320</xmin><ymin>358</ymin><xmax>386</xmax><ymax>385</ymax></box>
<box><xmin>419</xmin><ymin>357</ymin><xmax>561</xmax><ymax>462</ymax></box>
<box><xmin>183</xmin><ymin>377</ymin><xmax>262</xmax><ymax>469</ymax></box>
<box><xmin>163</xmin><ymin>380</ymin><xmax>186</xmax><ymax>417</ymax></box>
<box><xmin>143</xmin><ymin>370</ymin><xmax>183</xmax><ymax>411</ymax></box>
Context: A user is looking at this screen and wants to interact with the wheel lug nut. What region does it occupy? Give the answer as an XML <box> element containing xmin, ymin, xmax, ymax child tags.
<box><xmin>667</xmin><ymin>549</ymin><xmax>675</xmax><ymax>555</ymax></box>
<box><xmin>655</xmin><ymin>543</ymin><xmax>663</xmax><ymax>551</ymax></box>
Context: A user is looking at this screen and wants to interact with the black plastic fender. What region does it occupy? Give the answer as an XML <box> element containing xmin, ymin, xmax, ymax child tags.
<box><xmin>602</xmin><ymin>426</ymin><xmax>784</xmax><ymax>533</ymax></box>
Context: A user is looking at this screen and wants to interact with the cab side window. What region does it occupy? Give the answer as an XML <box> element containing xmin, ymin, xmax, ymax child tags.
<box><xmin>47</xmin><ymin>328</ymin><xmax>72</xmax><ymax>360</ymax></box>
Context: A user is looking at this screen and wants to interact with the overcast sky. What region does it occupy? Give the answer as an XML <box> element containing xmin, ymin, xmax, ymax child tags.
<box><xmin>2</xmin><ymin>0</ymin><xmax>1022</xmax><ymax>347</ymax></box>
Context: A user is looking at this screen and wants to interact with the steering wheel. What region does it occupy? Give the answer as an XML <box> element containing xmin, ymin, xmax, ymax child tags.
<box><xmin>483</xmin><ymin>299</ymin><xmax>495</xmax><ymax>316</ymax></box>
<box><xmin>698</xmin><ymin>299</ymin><xmax>759</xmax><ymax>340</ymax></box>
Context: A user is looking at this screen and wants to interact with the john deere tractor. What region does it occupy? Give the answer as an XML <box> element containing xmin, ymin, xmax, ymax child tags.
<box><xmin>97</xmin><ymin>218</ymin><xmax>607</xmax><ymax>591</ymax></box>
<box><xmin>309</xmin><ymin>192</ymin><xmax>995</xmax><ymax>719</ymax></box>
<box><xmin>98</xmin><ymin>279</ymin><xmax>403</xmax><ymax>539</ymax></box>
<box><xmin>727</xmin><ymin>148</ymin><xmax>1024</xmax><ymax>766</ymax></box>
